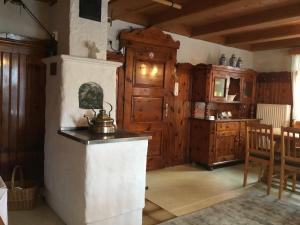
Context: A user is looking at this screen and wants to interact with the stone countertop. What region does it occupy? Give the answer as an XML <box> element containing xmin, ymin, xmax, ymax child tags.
<box><xmin>190</xmin><ymin>117</ymin><xmax>260</xmax><ymax>122</ymax></box>
<box><xmin>58</xmin><ymin>128</ymin><xmax>151</xmax><ymax>145</ymax></box>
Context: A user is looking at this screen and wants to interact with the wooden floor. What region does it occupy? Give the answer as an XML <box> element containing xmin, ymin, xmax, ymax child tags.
<box><xmin>143</xmin><ymin>200</ymin><xmax>175</xmax><ymax>225</ymax></box>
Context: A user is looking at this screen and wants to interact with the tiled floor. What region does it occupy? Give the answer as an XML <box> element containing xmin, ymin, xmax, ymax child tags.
<box><xmin>7</xmin><ymin>198</ymin><xmax>174</xmax><ymax>225</ymax></box>
<box><xmin>8</xmin><ymin>163</ymin><xmax>295</xmax><ymax>225</ymax></box>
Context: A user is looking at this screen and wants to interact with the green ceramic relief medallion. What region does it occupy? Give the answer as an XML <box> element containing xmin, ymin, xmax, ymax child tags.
<box><xmin>79</xmin><ymin>82</ymin><xmax>103</xmax><ymax>109</ymax></box>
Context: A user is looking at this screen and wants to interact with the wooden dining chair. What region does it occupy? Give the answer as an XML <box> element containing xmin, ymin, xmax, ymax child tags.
<box><xmin>243</xmin><ymin>123</ymin><xmax>274</xmax><ymax>195</ymax></box>
<box><xmin>278</xmin><ymin>127</ymin><xmax>300</xmax><ymax>199</ymax></box>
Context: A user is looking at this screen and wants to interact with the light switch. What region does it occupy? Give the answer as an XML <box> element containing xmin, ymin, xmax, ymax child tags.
<box><xmin>174</xmin><ymin>82</ymin><xmax>179</xmax><ymax>96</ymax></box>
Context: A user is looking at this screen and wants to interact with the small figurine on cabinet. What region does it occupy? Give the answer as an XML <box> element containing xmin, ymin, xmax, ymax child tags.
<box><xmin>229</xmin><ymin>54</ymin><xmax>237</xmax><ymax>67</ymax></box>
<box><xmin>85</xmin><ymin>41</ymin><xmax>100</xmax><ymax>59</ymax></box>
<box><xmin>219</xmin><ymin>54</ymin><xmax>227</xmax><ymax>65</ymax></box>
<box><xmin>236</xmin><ymin>57</ymin><xmax>243</xmax><ymax>68</ymax></box>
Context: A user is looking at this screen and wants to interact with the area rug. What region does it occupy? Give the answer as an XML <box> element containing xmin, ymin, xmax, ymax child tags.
<box><xmin>158</xmin><ymin>191</ymin><xmax>300</xmax><ymax>225</ymax></box>
<box><xmin>146</xmin><ymin>164</ymin><xmax>258</xmax><ymax>216</ymax></box>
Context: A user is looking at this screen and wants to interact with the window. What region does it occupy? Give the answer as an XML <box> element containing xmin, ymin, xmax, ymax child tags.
<box><xmin>291</xmin><ymin>55</ymin><xmax>300</xmax><ymax>121</ymax></box>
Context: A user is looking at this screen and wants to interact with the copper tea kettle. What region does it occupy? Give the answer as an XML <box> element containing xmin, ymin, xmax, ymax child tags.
<box><xmin>84</xmin><ymin>102</ymin><xmax>116</xmax><ymax>134</ymax></box>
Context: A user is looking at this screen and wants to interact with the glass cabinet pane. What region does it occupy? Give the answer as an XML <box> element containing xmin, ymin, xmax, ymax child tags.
<box><xmin>244</xmin><ymin>81</ymin><xmax>253</xmax><ymax>97</ymax></box>
<box><xmin>214</xmin><ymin>78</ymin><xmax>227</xmax><ymax>97</ymax></box>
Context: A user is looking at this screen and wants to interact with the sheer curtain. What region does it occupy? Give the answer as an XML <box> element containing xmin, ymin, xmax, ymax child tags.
<box><xmin>291</xmin><ymin>55</ymin><xmax>300</xmax><ymax>121</ymax></box>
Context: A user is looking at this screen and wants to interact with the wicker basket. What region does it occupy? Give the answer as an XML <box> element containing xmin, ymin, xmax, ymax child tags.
<box><xmin>5</xmin><ymin>166</ymin><xmax>38</xmax><ymax>210</ymax></box>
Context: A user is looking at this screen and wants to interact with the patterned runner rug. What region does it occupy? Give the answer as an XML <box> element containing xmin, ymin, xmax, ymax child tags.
<box><xmin>159</xmin><ymin>191</ymin><xmax>300</xmax><ymax>225</ymax></box>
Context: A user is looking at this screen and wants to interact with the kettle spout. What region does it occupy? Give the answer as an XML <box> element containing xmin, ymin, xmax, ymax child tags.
<box><xmin>84</xmin><ymin>115</ymin><xmax>93</xmax><ymax>126</ymax></box>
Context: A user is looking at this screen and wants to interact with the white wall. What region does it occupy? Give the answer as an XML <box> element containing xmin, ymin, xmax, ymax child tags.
<box><xmin>0</xmin><ymin>0</ymin><xmax>51</xmax><ymax>39</ymax></box>
<box><xmin>170</xmin><ymin>33</ymin><xmax>253</xmax><ymax>68</ymax></box>
<box><xmin>69</xmin><ymin>0</ymin><xmax>108</xmax><ymax>59</ymax></box>
<box><xmin>43</xmin><ymin>55</ymin><xmax>121</xmax><ymax>127</ymax></box>
<box><xmin>108</xmin><ymin>20</ymin><xmax>254</xmax><ymax>68</ymax></box>
<box><xmin>108</xmin><ymin>20</ymin><xmax>143</xmax><ymax>50</ymax></box>
<box><xmin>253</xmin><ymin>49</ymin><xmax>292</xmax><ymax>72</ymax></box>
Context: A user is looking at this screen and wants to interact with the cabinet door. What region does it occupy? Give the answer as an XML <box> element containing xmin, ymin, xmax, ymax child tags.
<box><xmin>211</xmin><ymin>72</ymin><xmax>229</xmax><ymax>102</ymax></box>
<box><xmin>242</xmin><ymin>74</ymin><xmax>256</xmax><ymax>103</ymax></box>
<box><xmin>215</xmin><ymin>131</ymin><xmax>239</xmax><ymax>162</ymax></box>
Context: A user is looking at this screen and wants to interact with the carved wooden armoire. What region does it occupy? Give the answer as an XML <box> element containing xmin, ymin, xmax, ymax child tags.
<box><xmin>117</xmin><ymin>27</ymin><xmax>190</xmax><ymax>170</ymax></box>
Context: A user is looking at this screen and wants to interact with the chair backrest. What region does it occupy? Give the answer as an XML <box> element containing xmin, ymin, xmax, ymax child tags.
<box><xmin>246</xmin><ymin>123</ymin><xmax>274</xmax><ymax>159</ymax></box>
<box><xmin>281</xmin><ymin>127</ymin><xmax>300</xmax><ymax>166</ymax></box>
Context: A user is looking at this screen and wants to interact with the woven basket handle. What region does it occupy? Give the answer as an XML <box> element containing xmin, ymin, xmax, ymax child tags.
<box><xmin>11</xmin><ymin>165</ymin><xmax>24</xmax><ymax>190</ymax></box>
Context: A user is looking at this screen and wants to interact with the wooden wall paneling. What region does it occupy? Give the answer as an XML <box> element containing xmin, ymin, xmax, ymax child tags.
<box><xmin>0</xmin><ymin>53</ymin><xmax>2</xmax><ymax>170</ymax></box>
<box><xmin>116</xmin><ymin>67</ymin><xmax>125</xmax><ymax>129</ymax></box>
<box><xmin>1</xmin><ymin>52</ymin><xmax>10</xmax><ymax>179</ymax></box>
<box><xmin>0</xmin><ymin>39</ymin><xmax>46</xmax><ymax>181</ymax></box>
<box><xmin>25</xmin><ymin>55</ymin><xmax>46</xmax><ymax>180</ymax></box>
<box><xmin>191</xmin><ymin>64</ymin><xmax>209</xmax><ymax>102</ymax></box>
<box><xmin>171</xmin><ymin>63</ymin><xmax>192</xmax><ymax>165</ymax></box>
<box><xmin>106</xmin><ymin>51</ymin><xmax>125</xmax><ymax>129</ymax></box>
<box><xmin>10</xmin><ymin>53</ymin><xmax>19</xmax><ymax>173</ymax></box>
<box><xmin>256</xmin><ymin>72</ymin><xmax>292</xmax><ymax>105</ymax></box>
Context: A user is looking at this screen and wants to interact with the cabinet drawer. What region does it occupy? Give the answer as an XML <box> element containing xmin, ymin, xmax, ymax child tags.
<box><xmin>216</xmin><ymin>122</ymin><xmax>239</xmax><ymax>131</ymax></box>
<box><xmin>216</xmin><ymin>131</ymin><xmax>238</xmax><ymax>137</ymax></box>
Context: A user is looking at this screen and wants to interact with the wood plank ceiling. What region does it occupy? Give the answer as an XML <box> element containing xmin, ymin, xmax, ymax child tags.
<box><xmin>109</xmin><ymin>0</ymin><xmax>300</xmax><ymax>51</ymax></box>
<box><xmin>35</xmin><ymin>0</ymin><xmax>57</xmax><ymax>5</ymax></box>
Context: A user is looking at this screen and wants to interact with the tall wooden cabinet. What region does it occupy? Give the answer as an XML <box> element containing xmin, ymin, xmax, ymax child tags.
<box><xmin>192</xmin><ymin>64</ymin><xmax>256</xmax><ymax>104</ymax></box>
<box><xmin>118</xmin><ymin>27</ymin><xmax>186</xmax><ymax>170</ymax></box>
<box><xmin>190</xmin><ymin>64</ymin><xmax>258</xmax><ymax>169</ymax></box>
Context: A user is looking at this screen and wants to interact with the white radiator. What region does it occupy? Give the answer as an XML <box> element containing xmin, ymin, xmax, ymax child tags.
<box><xmin>256</xmin><ymin>104</ymin><xmax>291</xmax><ymax>128</ymax></box>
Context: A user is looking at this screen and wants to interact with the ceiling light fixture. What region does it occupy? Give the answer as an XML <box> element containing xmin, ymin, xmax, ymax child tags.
<box><xmin>152</xmin><ymin>0</ymin><xmax>182</xmax><ymax>10</ymax></box>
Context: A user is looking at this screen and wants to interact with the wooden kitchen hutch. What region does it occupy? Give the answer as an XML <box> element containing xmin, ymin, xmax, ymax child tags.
<box><xmin>190</xmin><ymin>64</ymin><xmax>259</xmax><ymax>169</ymax></box>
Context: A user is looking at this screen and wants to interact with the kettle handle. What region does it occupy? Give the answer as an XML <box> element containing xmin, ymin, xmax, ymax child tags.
<box><xmin>104</xmin><ymin>102</ymin><xmax>113</xmax><ymax>117</ymax></box>
<box><xmin>90</xmin><ymin>106</ymin><xmax>97</xmax><ymax>118</ymax></box>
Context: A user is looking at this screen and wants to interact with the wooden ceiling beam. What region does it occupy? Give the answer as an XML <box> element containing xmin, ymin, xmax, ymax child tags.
<box><xmin>35</xmin><ymin>0</ymin><xmax>57</xmax><ymax>5</ymax></box>
<box><xmin>250</xmin><ymin>37</ymin><xmax>300</xmax><ymax>51</ymax></box>
<box><xmin>108</xmin><ymin>0</ymin><xmax>150</xmax><ymax>26</ymax></box>
<box><xmin>226</xmin><ymin>24</ymin><xmax>300</xmax><ymax>45</ymax></box>
<box><xmin>109</xmin><ymin>1</ymin><xmax>155</xmax><ymax>24</ymax></box>
<box><xmin>191</xmin><ymin>3</ymin><xmax>300</xmax><ymax>38</ymax></box>
<box><xmin>149</xmin><ymin>0</ymin><xmax>242</xmax><ymax>26</ymax></box>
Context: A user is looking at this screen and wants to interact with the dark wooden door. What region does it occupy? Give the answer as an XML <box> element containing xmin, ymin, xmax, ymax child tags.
<box><xmin>0</xmin><ymin>39</ymin><xmax>46</xmax><ymax>181</ymax></box>
<box><xmin>123</xmin><ymin>45</ymin><xmax>175</xmax><ymax>170</ymax></box>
